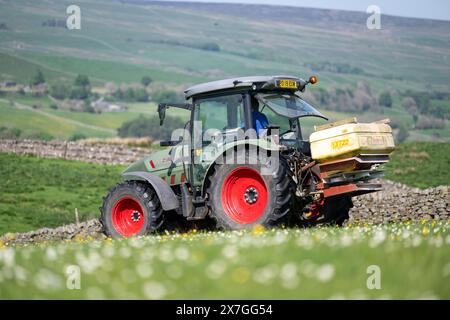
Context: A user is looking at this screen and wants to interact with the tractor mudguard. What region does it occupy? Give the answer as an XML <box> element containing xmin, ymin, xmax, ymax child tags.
<box><xmin>122</xmin><ymin>171</ymin><xmax>179</xmax><ymax>211</ymax></box>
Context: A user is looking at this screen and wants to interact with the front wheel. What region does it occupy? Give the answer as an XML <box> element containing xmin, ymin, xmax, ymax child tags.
<box><xmin>100</xmin><ymin>181</ymin><xmax>164</xmax><ymax>238</ymax></box>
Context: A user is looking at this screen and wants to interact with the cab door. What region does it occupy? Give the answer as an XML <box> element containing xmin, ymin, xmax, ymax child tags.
<box><xmin>191</xmin><ymin>93</ymin><xmax>246</xmax><ymax>187</ymax></box>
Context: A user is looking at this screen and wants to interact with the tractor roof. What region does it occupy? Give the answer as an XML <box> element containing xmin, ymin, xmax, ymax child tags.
<box><xmin>184</xmin><ymin>75</ymin><xmax>302</xmax><ymax>99</ymax></box>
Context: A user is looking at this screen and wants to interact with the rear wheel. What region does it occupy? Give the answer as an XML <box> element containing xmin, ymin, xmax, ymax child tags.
<box><xmin>297</xmin><ymin>196</ymin><xmax>353</xmax><ymax>226</ymax></box>
<box><xmin>101</xmin><ymin>181</ymin><xmax>164</xmax><ymax>238</ymax></box>
<box><xmin>314</xmin><ymin>196</ymin><xmax>353</xmax><ymax>226</ymax></box>
<box><xmin>207</xmin><ymin>156</ymin><xmax>295</xmax><ymax>230</ymax></box>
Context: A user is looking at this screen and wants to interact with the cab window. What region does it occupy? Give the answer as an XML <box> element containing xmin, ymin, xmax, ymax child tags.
<box><xmin>194</xmin><ymin>94</ymin><xmax>244</xmax><ymax>132</ymax></box>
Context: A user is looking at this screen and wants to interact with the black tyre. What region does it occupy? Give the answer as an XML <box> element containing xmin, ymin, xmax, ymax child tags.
<box><xmin>320</xmin><ymin>196</ymin><xmax>353</xmax><ymax>226</ymax></box>
<box><xmin>100</xmin><ymin>181</ymin><xmax>164</xmax><ymax>238</ymax></box>
<box><xmin>207</xmin><ymin>156</ymin><xmax>295</xmax><ymax>230</ymax></box>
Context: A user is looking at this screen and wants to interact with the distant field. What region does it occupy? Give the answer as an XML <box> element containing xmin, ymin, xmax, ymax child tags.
<box><xmin>0</xmin><ymin>100</ymin><xmax>115</xmax><ymax>139</ymax></box>
<box><xmin>384</xmin><ymin>142</ymin><xmax>450</xmax><ymax>188</ymax></box>
<box><xmin>1</xmin><ymin>222</ymin><xmax>449</xmax><ymax>299</ymax></box>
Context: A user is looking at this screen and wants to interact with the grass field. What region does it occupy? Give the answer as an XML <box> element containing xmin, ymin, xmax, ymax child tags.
<box><xmin>0</xmin><ymin>100</ymin><xmax>116</xmax><ymax>139</ymax></box>
<box><xmin>384</xmin><ymin>142</ymin><xmax>450</xmax><ymax>189</ymax></box>
<box><xmin>0</xmin><ymin>153</ymin><xmax>123</xmax><ymax>234</ymax></box>
<box><xmin>0</xmin><ymin>94</ymin><xmax>193</xmax><ymax>140</ymax></box>
<box><xmin>1</xmin><ymin>222</ymin><xmax>449</xmax><ymax>299</ymax></box>
<box><xmin>0</xmin><ymin>144</ymin><xmax>448</xmax><ymax>299</ymax></box>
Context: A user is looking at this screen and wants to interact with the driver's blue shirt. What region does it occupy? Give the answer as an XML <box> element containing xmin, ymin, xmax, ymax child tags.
<box><xmin>253</xmin><ymin>111</ymin><xmax>269</xmax><ymax>136</ymax></box>
<box><xmin>240</xmin><ymin>111</ymin><xmax>269</xmax><ymax>136</ymax></box>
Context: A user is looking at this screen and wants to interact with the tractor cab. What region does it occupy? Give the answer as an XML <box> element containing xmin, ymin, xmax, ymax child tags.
<box><xmin>158</xmin><ymin>75</ymin><xmax>326</xmax><ymax>154</ymax></box>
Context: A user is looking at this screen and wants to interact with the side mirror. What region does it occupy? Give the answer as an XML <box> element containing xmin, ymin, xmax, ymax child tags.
<box><xmin>157</xmin><ymin>103</ymin><xmax>166</xmax><ymax>125</ymax></box>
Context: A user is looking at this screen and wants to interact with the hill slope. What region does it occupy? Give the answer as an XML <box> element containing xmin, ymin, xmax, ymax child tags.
<box><xmin>0</xmin><ymin>0</ymin><xmax>449</xmax><ymax>140</ymax></box>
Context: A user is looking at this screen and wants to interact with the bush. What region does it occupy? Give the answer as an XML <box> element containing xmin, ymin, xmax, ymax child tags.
<box><xmin>70</xmin><ymin>86</ymin><xmax>91</xmax><ymax>100</ymax></box>
<box><xmin>415</xmin><ymin>116</ymin><xmax>446</xmax><ymax>130</ymax></box>
<box><xmin>198</xmin><ymin>42</ymin><xmax>221</xmax><ymax>52</ymax></box>
<box><xmin>396</xmin><ymin>125</ymin><xmax>409</xmax><ymax>143</ymax></box>
<box><xmin>82</xmin><ymin>103</ymin><xmax>95</xmax><ymax>113</ymax></box>
<box><xmin>134</xmin><ymin>88</ymin><xmax>149</xmax><ymax>102</ymax></box>
<box><xmin>118</xmin><ymin>116</ymin><xmax>185</xmax><ymax>140</ymax></box>
<box><xmin>50</xmin><ymin>84</ymin><xmax>71</xmax><ymax>99</ymax></box>
<box><xmin>74</xmin><ymin>74</ymin><xmax>90</xmax><ymax>87</ymax></box>
<box><xmin>141</xmin><ymin>76</ymin><xmax>153</xmax><ymax>87</ymax></box>
<box><xmin>112</xmin><ymin>88</ymin><xmax>148</xmax><ymax>102</ymax></box>
<box><xmin>152</xmin><ymin>89</ymin><xmax>179</xmax><ymax>104</ymax></box>
<box><xmin>379</xmin><ymin>91</ymin><xmax>393</xmax><ymax>108</ymax></box>
<box><xmin>21</xmin><ymin>131</ymin><xmax>54</xmax><ymax>141</ymax></box>
<box><xmin>0</xmin><ymin>127</ymin><xmax>22</xmax><ymax>139</ymax></box>
<box><xmin>30</xmin><ymin>69</ymin><xmax>45</xmax><ymax>86</ymax></box>
<box><xmin>69</xmin><ymin>133</ymin><xmax>87</xmax><ymax>141</ymax></box>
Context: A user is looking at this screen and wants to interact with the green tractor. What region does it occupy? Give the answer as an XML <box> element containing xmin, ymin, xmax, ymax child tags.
<box><xmin>101</xmin><ymin>75</ymin><xmax>395</xmax><ymax>237</ymax></box>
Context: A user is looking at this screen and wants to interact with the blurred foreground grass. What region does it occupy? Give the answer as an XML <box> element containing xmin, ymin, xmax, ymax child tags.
<box><xmin>1</xmin><ymin>222</ymin><xmax>449</xmax><ymax>299</ymax></box>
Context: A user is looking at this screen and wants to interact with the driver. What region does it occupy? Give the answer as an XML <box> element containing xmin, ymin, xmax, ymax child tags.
<box><xmin>251</xmin><ymin>96</ymin><xmax>269</xmax><ymax>137</ymax></box>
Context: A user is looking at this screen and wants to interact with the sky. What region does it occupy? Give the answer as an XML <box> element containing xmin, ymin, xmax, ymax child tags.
<box><xmin>161</xmin><ymin>0</ymin><xmax>450</xmax><ymax>21</ymax></box>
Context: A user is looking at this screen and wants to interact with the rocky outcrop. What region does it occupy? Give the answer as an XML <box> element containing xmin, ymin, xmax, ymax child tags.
<box><xmin>348</xmin><ymin>180</ymin><xmax>449</xmax><ymax>224</ymax></box>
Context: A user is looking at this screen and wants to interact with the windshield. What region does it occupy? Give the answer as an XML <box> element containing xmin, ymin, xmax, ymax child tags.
<box><xmin>256</xmin><ymin>93</ymin><xmax>327</xmax><ymax>120</ymax></box>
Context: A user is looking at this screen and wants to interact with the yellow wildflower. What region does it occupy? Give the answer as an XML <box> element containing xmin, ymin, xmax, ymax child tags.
<box><xmin>252</xmin><ymin>224</ymin><xmax>265</xmax><ymax>235</ymax></box>
<box><xmin>4</xmin><ymin>232</ymin><xmax>15</xmax><ymax>241</ymax></box>
<box><xmin>232</xmin><ymin>267</ymin><xmax>250</xmax><ymax>284</ymax></box>
<box><xmin>74</xmin><ymin>234</ymin><xmax>84</xmax><ymax>242</ymax></box>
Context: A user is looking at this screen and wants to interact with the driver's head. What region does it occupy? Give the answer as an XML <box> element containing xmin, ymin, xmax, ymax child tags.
<box><xmin>251</xmin><ymin>96</ymin><xmax>259</xmax><ymax>112</ymax></box>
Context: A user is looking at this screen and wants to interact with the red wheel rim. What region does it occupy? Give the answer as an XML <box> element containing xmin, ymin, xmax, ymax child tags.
<box><xmin>221</xmin><ymin>167</ymin><xmax>268</xmax><ymax>224</ymax></box>
<box><xmin>112</xmin><ymin>197</ymin><xmax>145</xmax><ymax>237</ymax></box>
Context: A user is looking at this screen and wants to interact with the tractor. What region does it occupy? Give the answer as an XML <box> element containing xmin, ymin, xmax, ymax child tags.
<box><xmin>101</xmin><ymin>75</ymin><xmax>395</xmax><ymax>237</ymax></box>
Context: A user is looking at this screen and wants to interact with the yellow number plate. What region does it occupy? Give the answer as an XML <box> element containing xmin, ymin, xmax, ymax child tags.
<box><xmin>277</xmin><ymin>79</ymin><xmax>297</xmax><ymax>89</ymax></box>
<box><xmin>331</xmin><ymin>138</ymin><xmax>350</xmax><ymax>149</ymax></box>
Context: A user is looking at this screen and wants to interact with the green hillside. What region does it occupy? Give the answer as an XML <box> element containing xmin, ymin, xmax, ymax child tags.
<box><xmin>1</xmin><ymin>0</ymin><xmax>450</xmax><ymax>88</ymax></box>
<box><xmin>0</xmin><ymin>0</ymin><xmax>449</xmax><ymax>140</ymax></box>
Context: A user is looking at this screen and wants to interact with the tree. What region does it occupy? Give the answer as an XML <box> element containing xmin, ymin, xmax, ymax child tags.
<box><xmin>152</xmin><ymin>89</ymin><xmax>178</xmax><ymax>104</ymax></box>
<box><xmin>396</xmin><ymin>125</ymin><xmax>409</xmax><ymax>143</ymax></box>
<box><xmin>71</xmin><ymin>75</ymin><xmax>91</xmax><ymax>100</ymax></box>
<box><xmin>134</xmin><ymin>88</ymin><xmax>149</xmax><ymax>102</ymax></box>
<box><xmin>141</xmin><ymin>76</ymin><xmax>153</xmax><ymax>87</ymax></box>
<box><xmin>74</xmin><ymin>74</ymin><xmax>90</xmax><ymax>87</ymax></box>
<box><xmin>378</xmin><ymin>91</ymin><xmax>393</xmax><ymax>108</ymax></box>
<box><xmin>69</xmin><ymin>133</ymin><xmax>87</xmax><ymax>141</ymax></box>
<box><xmin>118</xmin><ymin>116</ymin><xmax>184</xmax><ymax>140</ymax></box>
<box><xmin>123</xmin><ymin>88</ymin><xmax>135</xmax><ymax>101</ymax></box>
<box><xmin>70</xmin><ymin>86</ymin><xmax>90</xmax><ymax>100</ymax></box>
<box><xmin>30</xmin><ymin>69</ymin><xmax>45</xmax><ymax>86</ymax></box>
<box><xmin>50</xmin><ymin>84</ymin><xmax>71</xmax><ymax>99</ymax></box>
<box><xmin>402</xmin><ymin>97</ymin><xmax>419</xmax><ymax>123</ymax></box>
